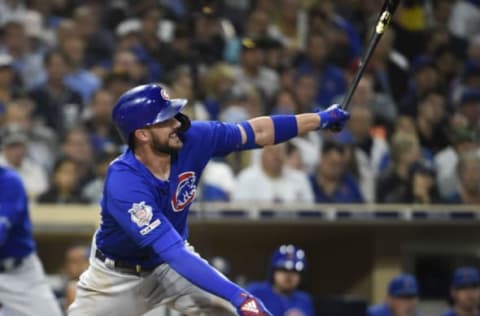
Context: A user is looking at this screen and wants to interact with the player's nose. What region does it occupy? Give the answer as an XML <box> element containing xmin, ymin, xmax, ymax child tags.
<box><xmin>172</xmin><ymin>118</ymin><xmax>182</xmax><ymax>130</ymax></box>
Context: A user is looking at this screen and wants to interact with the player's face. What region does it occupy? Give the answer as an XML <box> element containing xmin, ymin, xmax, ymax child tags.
<box><xmin>146</xmin><ymin>117</ymin><xmax>183</xmax><ymax>155</ymax></box>
<box><xmin>273</xmin><ymin>270</ymin><xmax>301</xmax><ymax>294</ymax></box>
<box><xmin>387</xmin><ymin>296</ymin><xmax>418</xmax><ymax>316</ymax></box>
<box><xmin>452</xmin><ymin>287</ymin><xmax>480</xmax><ymax>311</ymax></box>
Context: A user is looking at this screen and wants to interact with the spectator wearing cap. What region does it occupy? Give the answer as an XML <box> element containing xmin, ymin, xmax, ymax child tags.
<box><xmin>0</xmin><ymin>124</ymin><xmax>48</xmax><ymax>199</ymax></box>
<box><xmin>446</xmin><ymin>151</ymin><xmax>480</xmax><ymax>204</ymax></box>
<box><xmin>246</xmin><ymin>244</ymin><xmax>315</xmax><ymax>316</ymax></box>
<box><xmin>309</xmin><ymin>140</ymin><xmax>364</xmax><ymax>203</ymax></box>
<box><xmin>367</xmin><ymin>273</ymin><xmax>420</xmax><ymax>316</ymax></box>
<box><xmin>295</xmin><ymin>32</ymin><xmax>346</xmax><ymax>107</ymax></box>
<box><xmin>233</xmin><ymin>37</ymin><xmax>279</xmax><ymax>102</ymax></box>
<box><xmin>442</xmin><ymin>267</ymin><xmax>480</xmax><ymax>316</ymax></box>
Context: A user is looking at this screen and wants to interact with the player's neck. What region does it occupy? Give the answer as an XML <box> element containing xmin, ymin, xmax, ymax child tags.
<box><xmin>135</xmin><ymin>149</ymin><xmax>171</xmax><ymax>180</ymax></box>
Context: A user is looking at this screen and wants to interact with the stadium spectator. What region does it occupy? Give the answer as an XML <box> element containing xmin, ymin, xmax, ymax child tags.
<box><xmin>401</xmin><ymin>55</ymin><xmax>440</xmax><ymax>117</ymax></box>
<box><xmin>404</xmin><ymin>159</ymin><xmax>442</xmax><ymax>204</ymax></box>
<box><xmin>415</xmin><ymin>89</ymin><xmax>449</xmax><ymax>155</ymax></box>
<box><xmin>435</xmin><ymin>123</ymin><xmax>479</xmax><ymax>198</ymax></box>
<box><xmin>447</xmin><ymin>151</ymin><xmax>480</xmax><ymax>204</ymax></box>
<box><xmin>81</xmin><ymin>150</ymin><xmax>118</xmax><ymax>204</ymax></box>
<box><xmin>367</xmin><ymin>274</ymin><xmax>419</xmax><ymax>316</ymax></box>
<box><xmin>442</xmin><ymin>267</ymin><xmax>480</xmax><ymax>316</ymax></box>
<box><xmin>293</xmin><ymin>72</ymin><xmax>321</xmax><ymax>113</ymax></box>
<box><xmin>246</xmin><ymin>244</ymin><xmax>315</xmax><ymax>316</ymax></box>
<box><xmin>337</xmin><ymin>103</ymin><xmax>390</xmax><ymax>202</ymax></box>
<box><xmin>0</xmin><ymin>124</ymin><xmax>48</xmax><ymax>199</ymax></box>
<box><xmin>203</xmin><ymin>62</ymin><xmax>236</xmax><ymax>120</ymax></box>
<box><xmin>233</xmin><ymin>143</ymin><xmax>314</xmax><ymax>203</ymax></box>
<box><xmin>334</xmin><ymin>72</ymin><xmax>397</xmax><ymax>129</ymax></box>
<box><xmin>296</xmin><ymin>32</ymin><xmax>346</xmax><ymax>106</ymax></box>
<box><xmin>448</xmin><ymin>0</ymin><xmax>480</xmax><ymax>41</ymax></box>
<box><xmin>233</xmin><ymin>38</ymin><xmax>279</xmax><ymax>102</ymax></box>
<box><xmin>73</xmin><ymin>5</ymin><xmax>115</xmax><ymax>68</ymax></box>
<box><xmin>83</xmin><ymin>89</ymin><xmax>122</xmax><ymax>154</ymax></box>
<box><xmin>60</xmin><ymin>243</ymin><xmax>89</xmax><ymax>309</ymax></box>
<box><xmin>30</xmin><ymin>50</ymin><xmax>83</xmax><ymax>135</ymax></box>
<box><xmin>309</xmin><ymin>140</ymin><xmax>364</xmax><ymax>203</ymax></box>
<box><xmin>0</xmin><ymin>54</ymin><xmax>21</xmax><ymax>104</ymax></box>
<box><xmin>60</xmin><ymin>126</ymin><xmax>95</xmax><ymax>191</ymax></box>
<box><xmin>377</xmin><ymin>132</ymin><xmax>421</xmax><ymax>203</ymax></box>
<box><xmin>368</xmin><ymin>29</ymin><xmax>410</xmax><ymax>103</ymax></box>
<box><xmin>61</xmin><ymin>36</ymin><xmax>101</xmax><ymax>103</ymax></box>
<box><xmin>37</xmin><ymin>157</ymin><xmax>88</xmax><ymax>204</ymax></box>
<box><xmin>200</xmin><ymin>160</ymin><xmax>236</xmax><ymax>202</ymax></box>
<box><xmin>1</xmin><ymin>19</ymin><xmax>46</xmax><ymax>91</ymax></box>
<box><xmin>456</xmin><ymin>89</ymin><xmax>480</xmax><ymax>133</ymax></box>
<box><xmin>3</xmin><ymin>98</ymin><xmax>57</xmax><ymax>171</ymax></box>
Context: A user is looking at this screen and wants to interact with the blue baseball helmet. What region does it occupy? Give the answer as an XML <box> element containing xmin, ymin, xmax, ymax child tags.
<box><xmin>112</xmin><ymin>84</ymin><xmax>190</xmax><ymax>142</ymax></box>
<box><xmin>271</xmin><ymin>244</ymin><xmax>306</xmax><ymax>273</ymax></box>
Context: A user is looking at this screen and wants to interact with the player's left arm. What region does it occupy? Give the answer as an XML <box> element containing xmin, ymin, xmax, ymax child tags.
<box><xmin>238</xmin><ymin>104</ymin><xmax>350</xmax><ymax>148</ymax></box>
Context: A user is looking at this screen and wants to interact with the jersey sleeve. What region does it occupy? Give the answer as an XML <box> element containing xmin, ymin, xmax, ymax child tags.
<box><xmin>103</xmin><ymin>168</ymin><xmax>182</xmax><ymax>249</ymax></box>
<box><xmin>0</xmin><ymin>170</ymin><xmax>28</xmax><ymax>246</ymax></box>
<box><xmin>186</xmin><ymin>121</ymin><xmax>243</xmax><ymax>157</ymax></box>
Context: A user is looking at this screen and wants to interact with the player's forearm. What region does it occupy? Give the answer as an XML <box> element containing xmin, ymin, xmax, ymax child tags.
<box><xmin>156</xmin><ymin>242</ymin><xmax>246</xmax><ymax>306</ymax></box>
<box><xmin>247</xmin><ymin>113</ymin><xmax>320</xmax><ymax>147</ymax></box>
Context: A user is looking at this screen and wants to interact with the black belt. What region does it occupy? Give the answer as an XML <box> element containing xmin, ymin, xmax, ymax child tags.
<box><xmin>0</xmin><ymin>258</ymin><xmax>23</xmax><ymax>273</ymax></box>
<box><xmin>95</xmin><ymin>249</ymin><xmax>153</xmax><ymax>275</ymax></box>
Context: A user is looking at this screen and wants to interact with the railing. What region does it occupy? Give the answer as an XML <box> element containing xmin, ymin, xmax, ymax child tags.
<box><xmin>31</xmin><ymin>202</ymin><xmax>480</xmax><ymax>233</ymax></box>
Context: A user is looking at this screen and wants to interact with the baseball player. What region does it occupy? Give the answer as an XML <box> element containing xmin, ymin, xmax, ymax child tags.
<box><xmin>442</xmin><ymin>267</ymin><xmax>480</xmax><ymax>316</ymax></box>
<box><xmin>246</xmin><ymin>244</ymin><xmax>315</xmax><ymax>316</ymax></box>
<box><xmin>367</xmin><ymin>274</ymin><xmax>420</xmax><ymax>316</ymax></box>
<box><xmin>68</xmin><ymin>83</ymin><xmax>350</xmax><ymax>316</ymax></box>
<box><xmin>0</xmin><ymin>166</ymin><xmax>63</xmax><ymax>316</ymax></box>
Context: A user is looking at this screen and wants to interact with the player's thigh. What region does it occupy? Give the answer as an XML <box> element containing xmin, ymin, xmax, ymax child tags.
<box><xmin>68</xmin><ymin>263</ymin><xmax>149</xmax><ymax>316</ymax></box>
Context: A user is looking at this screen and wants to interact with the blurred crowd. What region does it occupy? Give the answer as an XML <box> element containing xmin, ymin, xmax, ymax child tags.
<box><xmin>0</xmin><ymin>0</ymin><xmax>479</xmax><ymax>205</ymax></box>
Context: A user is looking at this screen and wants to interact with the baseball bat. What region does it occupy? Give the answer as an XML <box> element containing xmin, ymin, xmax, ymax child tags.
<box><xmin>330</xmin><ymin>0</ymin><xmax>401</xmax><ymax>132</ymax></box>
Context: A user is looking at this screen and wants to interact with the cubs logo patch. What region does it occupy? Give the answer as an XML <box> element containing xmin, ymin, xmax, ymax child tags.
<box><xmin>171</xmin><ymin>171</ymin><xmax>197</xmax><ymax>212</ymax></box>
<box><xmin>128</xmin><ymin>201</ymin><xmax>153</xmax><ymax>227</ymax></box>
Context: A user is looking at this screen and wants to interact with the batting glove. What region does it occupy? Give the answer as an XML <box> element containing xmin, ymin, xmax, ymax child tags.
<box><xmin>317</xmin><ymin>104</ymin><xmax>350</xmax><ymax>130</ymax></box>
<box><xmin>233</xmin><ymin>292</ymin><xmax>272</xmax><ymax>316</ymax></box>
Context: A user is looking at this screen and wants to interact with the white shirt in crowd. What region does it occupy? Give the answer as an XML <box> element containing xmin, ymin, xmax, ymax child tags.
<box><xmin>233</xmin><ymin>165</ymin><xmax>314</xmax><ymax>203</ymax></box>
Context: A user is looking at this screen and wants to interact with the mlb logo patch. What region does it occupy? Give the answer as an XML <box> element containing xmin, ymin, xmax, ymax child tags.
<box><xmin>128</xmin><ymin>201</ymin><xmax>153</xmax><ymax>227</ymax></box>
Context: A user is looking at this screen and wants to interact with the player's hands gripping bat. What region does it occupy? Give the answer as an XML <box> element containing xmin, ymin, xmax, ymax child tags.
<box><xmin>330</xmin><ymin>0</ymin><xmax>401</xmax><ymax>132</ymax></box>
<box><xmin>317</xmin><ymin>104</ymin><xmax>351</xmax><ymax>130</ymax></box>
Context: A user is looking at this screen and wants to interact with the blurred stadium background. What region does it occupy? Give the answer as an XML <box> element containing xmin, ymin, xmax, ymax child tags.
<box><xmin>0</xmin><ymin>0</ymin><xmax>479</xmax><ymax>315</ymax></box>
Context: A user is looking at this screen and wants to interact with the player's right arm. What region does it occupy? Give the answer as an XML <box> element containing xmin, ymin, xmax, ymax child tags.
<box><xmin>239</xmin><ymin>105</ymin><xmax>350</xmax><ymax>148</ymax></box>
<box><xmin>104</xmin><ymin>167</ymin><xmax>272</xmax><ymax>316</ymax></box>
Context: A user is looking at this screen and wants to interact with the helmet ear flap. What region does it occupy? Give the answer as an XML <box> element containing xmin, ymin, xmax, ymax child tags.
<box><xmin>175</xmin><ymin>113</ymin><xmax>191</xmax><ymax>132</ymax></box>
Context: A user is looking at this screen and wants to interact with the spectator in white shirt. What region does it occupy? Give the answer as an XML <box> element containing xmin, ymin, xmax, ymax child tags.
<box><xmin>233</xmin><ymin>142</ymin><xmax>314</xmax><ymax>203</ymax></box>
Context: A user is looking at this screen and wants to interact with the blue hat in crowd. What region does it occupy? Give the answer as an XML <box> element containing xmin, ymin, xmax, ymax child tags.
<box><xmin>388</xmin><ymin>274</ymin><xmax>419</xmax><ymax>297</ymax></box>
<box><xmin>451</xmin><ymin>267</ymin><xmax>480</xmax><ymax>289</ymax></box>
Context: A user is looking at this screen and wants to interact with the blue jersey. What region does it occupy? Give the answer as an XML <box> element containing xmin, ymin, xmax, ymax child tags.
<box><xmin>246</xmin><ymin>281</ymin><xmax>315</xmax><ymax>316</ymax></box>
<box><xmin>95</xmin><ymin>121</ymin><xmax>242</xmax><ymax>267</ymax></box>
<box><xmin>0</xmin><ymin>167</ymin><xmax>35</xmax><ymax>259</ymax></box>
